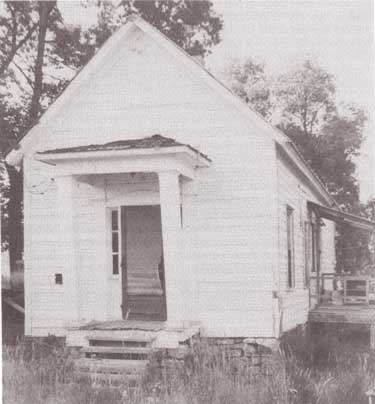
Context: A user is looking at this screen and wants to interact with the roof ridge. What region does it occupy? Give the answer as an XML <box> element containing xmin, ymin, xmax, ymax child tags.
<box><xmin>6</xmin><ymin>14</ymin><xmax>334</xmax><ymax>205</ymax></box>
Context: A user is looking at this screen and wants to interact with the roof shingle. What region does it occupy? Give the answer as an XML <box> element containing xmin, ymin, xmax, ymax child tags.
<box><xmin>37</xmin><ymin>134</ymin><xmax>211</xmax><ymax>161</ymax></box>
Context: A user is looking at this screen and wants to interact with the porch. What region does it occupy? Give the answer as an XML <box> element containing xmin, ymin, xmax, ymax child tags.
<box><xmin>66</xmin><ymin>319</ymin><xmax>202</xmax><ymax>382</ymax></box>
<box><xmin>66</xmin><ymin>319</ymin><xmax>202</xmax><ymax>349</ymax></box>
<box><xmin>306</xmin><ymin>201</ymin><xmax>375</xmax><ymax>346</ymax></box>
<box><xmin>35</xmin><ymin>135</ymin><xmax>211</xmax><ymax>330</ymax></box>
<box><xmin>309</xmin><ymin>302</ymin><xmax>375</xmax><ymax>325</ymax></box>
<box><xmin>309</xmin><ymin>273</ymin><xmax>375</xmax><ymax>325</ymax></box>
<box><xmin>308</xmin><ymin>287</ymin><xmax>375</xmax><ymax>348</ymax></box>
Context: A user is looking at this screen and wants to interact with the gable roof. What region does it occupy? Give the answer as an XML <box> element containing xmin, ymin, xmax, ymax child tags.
<box><xmin>5</xmin><ymin>15</ymin><xmax>335</xmax><ymax>206</ymax></box>
<box><xmin>37</xmin><ymin>134</ymin><xmax>211</xmax><ymax>162</ymax></box>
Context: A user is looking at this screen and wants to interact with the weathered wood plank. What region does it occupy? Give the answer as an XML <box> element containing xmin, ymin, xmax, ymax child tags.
<box><xmin>83</xmin><ymin>319</ymin><xmax>164</xmax><ymax>331</ymax></box>
<box><xmin>82</xmin><ymin>346</ymin><xmax>151</xmax><ymax>355</ymax></box>
<box><xmin>309</xmin><ymin>305</ymin><xmax>375</xmax><ymax>325</ymax></box>
<box><xmin>75</xmin><ymin>358</ymin><xmax>148</xmax><ymax>373</ymax></box>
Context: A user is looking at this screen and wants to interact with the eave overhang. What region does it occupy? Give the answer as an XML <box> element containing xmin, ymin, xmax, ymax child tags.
<box><xmin>35</xmin><ymin>144</ymin><xmax>210</xmax><ymax>180</ymax></box>
<box><xmin>307</xmin><ymin>201</ymin><xmax>375</xmax><ymax>232</ymax></box>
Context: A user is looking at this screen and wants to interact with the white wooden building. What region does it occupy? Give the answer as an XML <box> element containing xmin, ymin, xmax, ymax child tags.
<box><xmin>6</xmin><ymin>16</ymin><xmax>368</xmax><ymax>348</ymax></box>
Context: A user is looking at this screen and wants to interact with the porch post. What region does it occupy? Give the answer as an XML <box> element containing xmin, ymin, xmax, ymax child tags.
<box><xmin>56</xmin><ymin>175</ymin><xmax>80</xmax><ymax>323</ymax></box>
<box><xmin>371</xmin><ymin>324</ymin><xmax>375</xmax><ymax>350</ymax></box>
<box><xmin>158</xmin><ymin>171</ymin><xmax>183</xmax><ymax>327</ymax></box>
<box><xmin>316</xmin><ymin>213</ymin><xmax>321</xmax><ymax>305</ymax></box>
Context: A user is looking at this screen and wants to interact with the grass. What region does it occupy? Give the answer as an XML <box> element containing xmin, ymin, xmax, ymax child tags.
<box><xmin>2</xmin><ymin>326</ymin><xmax>375</xmax><ymax>404</ymax></box>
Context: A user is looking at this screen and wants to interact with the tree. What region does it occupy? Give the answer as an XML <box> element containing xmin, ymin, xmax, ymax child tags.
<box><xmin>225</xmin><ymin>56</ymin><xmax>370</xmax><ymax>273</ymax></box>
<box><xmin>275</xmin><ymin>60</ymin><xmax>336</xmax><ymax>135</ymax></box>
<box><xmin>223</xmin><ymin>58</ymin><xmax>272</xmax><ymax>118</ymax></box>
<box><xmin>0</xmin><ymin>0</ymin><xmax>223</xmax><ymax>270</ymax></box>
<box><xmin>279</xmin><ymin>110</ymin><xmax>370</xmax><ymax>274</ymax></box>
<box><xmin>0</xmin><ymin>2</ymin><xmax>38</xmax><ymax>77</ymax></box>
<box><xmin>274</xmin><ymin>61</ymin><xmax>369</xmax><ymax>274</ymax></box>
<box><xmin>0</xmin><ymin>1</ymin><xmax>58</xmax><ymax>269</ymax></box>
<box><xmin>280</xmin><ymin>106</ymin><xmax>365</xmax><ymax>209</ymax></box>
<box><xmin>75</xmin><ymin>1</ymin><xmax>223</xmax><ymax>58</ymax></box>
<box><xmin>121</xmin><ymin>1</ymin><xmax>223</xmax><ymax>57</ymax></box>
<box><xmin>29</xmin><ymin>1</ymin><xmax>56</xmax><ymax>121</ymax></box>
<box><xmin>0</xmin><ymin>100</ymin><xmax>28</xmax><ymax>257</ymax></box>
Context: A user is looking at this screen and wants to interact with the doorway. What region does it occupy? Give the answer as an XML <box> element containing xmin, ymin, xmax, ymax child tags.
<box><xmin>306</xmin><ymin>210</ymin><xmax>320</xmax><ymax>308</ymax></box>
<box><xmin>121</xmin><ymin>205</ymin><xmax>167</xmax><ymax>321</ymax></box>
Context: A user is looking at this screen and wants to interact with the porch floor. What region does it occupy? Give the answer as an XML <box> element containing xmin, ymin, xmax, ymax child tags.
<box><xmin>66</xmin><ymin>319</ymin><xmax>202</xmax><ymax>349</ymax></box>
<box><xmin>309</xmin><ymin>304</ymin><xmax>375</xmax><ymax>325</ymax></box>
<box><xmin>80</xmin><ymin>319</ymin><xmax>165</xmax><ymax>332</ymax></box>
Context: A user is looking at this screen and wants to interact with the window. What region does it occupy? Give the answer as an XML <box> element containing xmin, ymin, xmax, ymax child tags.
<box><xmin>311</xmin><ymin>223</ymin><xmax>317</xmax><ymax>273</ymax></box>
<box><xmin>110</xmin><ymin>208</ymin><xmax>120</xmax><ymax>276</ymax></box>
<box><xmin>287</xmin><ymin>206</ymin><xmax>295</xmax><ymax>288</ymax></box>
<box><xmin>304</xmin><ymin>221</ymin><xmax>311</xmax><ymax>287</ymax></box>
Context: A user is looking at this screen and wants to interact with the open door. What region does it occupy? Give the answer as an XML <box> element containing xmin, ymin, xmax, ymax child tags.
<box><xmin>121</xmin><ymin>205</ymin><xmax>167</xmax><ymax>321</ymax></box>
<box><xmin>306</xmin><ymin>211</ymin><xmax>320</xmax><ymax>309</ymax></box>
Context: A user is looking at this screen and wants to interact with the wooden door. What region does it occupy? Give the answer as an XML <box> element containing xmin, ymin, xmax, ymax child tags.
<box><xmin>121</xmin><ymin>205</ymin><xmax>167</xmax><ymax>321</ymax></box>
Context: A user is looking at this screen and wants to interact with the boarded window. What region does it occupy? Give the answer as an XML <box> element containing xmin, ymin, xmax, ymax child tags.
<box><xmin>111</xmin><ymin>208</ymin><xmax>120</xmax><ymax>275</ymax></box>
<box><xmin>287</xmin><ymin>206</ymin><xmax>295</xmax><ymax>288</ymax></box>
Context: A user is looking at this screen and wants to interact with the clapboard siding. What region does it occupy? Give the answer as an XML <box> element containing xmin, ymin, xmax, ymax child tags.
<box><xmin>276</xmin><ymin>149</ymin><xmax>335</xmax><ymax>332</ymax></box>
<box><xmin>24</xmin><ymin>159</ymin><xmax>71</xmax><ymax>332</ymax></box>
<box><xmin>22</xmin><ymin>22</ymin><xmax>334</xmax><ymax>340</ymax></box>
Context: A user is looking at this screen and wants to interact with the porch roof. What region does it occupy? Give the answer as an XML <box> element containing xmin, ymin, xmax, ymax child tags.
<box><xmin>307</xmin><ymin>201</ymin><xmax>375</xmax><ymax>232</ymax></box>
<box><xmin>37</xmin><ymin>134</ymin><xmax>211</xmax><ymax>162</ymax></box>
<box><xmin>35</xmin><ymin>134</ymin><xmax>210</xmax><ymax>179</ymax></box>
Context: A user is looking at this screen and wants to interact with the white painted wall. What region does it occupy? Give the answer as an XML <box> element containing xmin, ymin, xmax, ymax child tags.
<box><xmin>276</xmin><ymin>148</ymin><xmax>336</xmax><ymax>333</ymax></box>
<box><xmin>22</xmin><ymin>24</ymin><xmax>334</xmax><ymax>339</ymax></box>
<box><xmin>23</xmin><ymin>158</ymin><xmax>76</xmax><ymax>335</ymax></box>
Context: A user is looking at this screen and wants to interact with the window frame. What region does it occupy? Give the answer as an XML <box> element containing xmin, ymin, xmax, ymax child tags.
<box><xmin>286</xmin><ymin>205</ymin><xmax>295</xmax><ymax>289</ymax></box>
<box><xmin>109</xmin><ymin>207</ymin><xmax>121</xmax><ymax>278</ymax></box>
<box><xmin>304</xmin><ymin>220</ymin><xmax>311</xmax><ymax>287</ymax></box>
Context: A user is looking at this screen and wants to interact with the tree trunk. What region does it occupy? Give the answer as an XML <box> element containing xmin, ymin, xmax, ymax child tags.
<box><xmin>0</xmin><ymin>24</ymin><xmax>38</xmax><ymax>78</ymax></box>
<box><xmin>5</xmin><ymin>164</ymin><xmax>23</xmax><ymax>272</ymax></box>
<box><xmin>29</xmin><ymin>1</ymin><xmax>55</xmax><ymax>122</ymax></box>
<box><xmin>5</xmin><ymin>1</ymin><xmax>55</xmax><ymax>273</ymax></box>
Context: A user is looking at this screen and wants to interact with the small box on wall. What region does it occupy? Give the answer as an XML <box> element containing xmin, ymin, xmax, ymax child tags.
<box><xmin>55</xmin><ymin>273</ymin><xmax>63</xmax><ymax>285</ymax></box>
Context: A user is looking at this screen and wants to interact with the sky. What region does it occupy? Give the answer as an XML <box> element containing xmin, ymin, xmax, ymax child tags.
<box><xmin>59</xmin><ymin>0</ymin><xmax>375</xmax><ymax>202</ymax></box>
<box><xmin>207</xmin><ymin>0</ymin><xmax>375</xmax><ymax>203</ymax></box>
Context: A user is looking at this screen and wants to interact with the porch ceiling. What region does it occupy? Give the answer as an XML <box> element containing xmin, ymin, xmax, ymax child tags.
<box><xmin>35</xmin><ymin>134</ymin><xmax>210</xmax><ymax>179</ymax></box>
<box><xmin>307</xmin><ymin>201</ymin><xmax>375</xmax><ymax>232</ymax></box>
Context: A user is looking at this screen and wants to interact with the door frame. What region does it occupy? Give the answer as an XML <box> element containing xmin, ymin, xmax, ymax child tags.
<box><xmin>120</xmin><ymin>204</ymin><xmax>166</xmax><ymax>320</ymax></box>
<box><xmin>308</xmin><ymin>209</ymin><xmax>321</xmax><ymax>308</ymax></box>
<box><xmin>120</xmin><ymin>205</ymin><xmax>128</xmax><ymax>318</ymax></box>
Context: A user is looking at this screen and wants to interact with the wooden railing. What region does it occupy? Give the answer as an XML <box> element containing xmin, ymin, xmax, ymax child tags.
<box><xmin>316</xmin><ymin>274</ymin><xmax>375</xmax><ymax>306</ymax></box>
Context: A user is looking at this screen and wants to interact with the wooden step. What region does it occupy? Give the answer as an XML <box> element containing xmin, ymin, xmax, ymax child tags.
<box><xmin>82</xmin><ymin>345</ymin><xmax>151</xmax><ymax>359</ymax></box>
<box><xmin>86</xmin><ymin>333</ymin><xmax>155</xmax><ymax>344</ymax></box>
<box><xmin>74</xmin><ymin>370</ymin><xmax>141</xmax><ymax>384</ymax></box>
<box><xmin>75</xmin><ymin>358</ymin><xmax>148</xmax><ymax>374</ymax></box>
<box><xmin>83</xmin><ymin>346</ymin><xmax>151</xmax><ymax>355</ymax></box>
<box><xmin>88</xmin><ymin>339</ymin><xmax>150</xmax><ymax>348</ymax></box>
